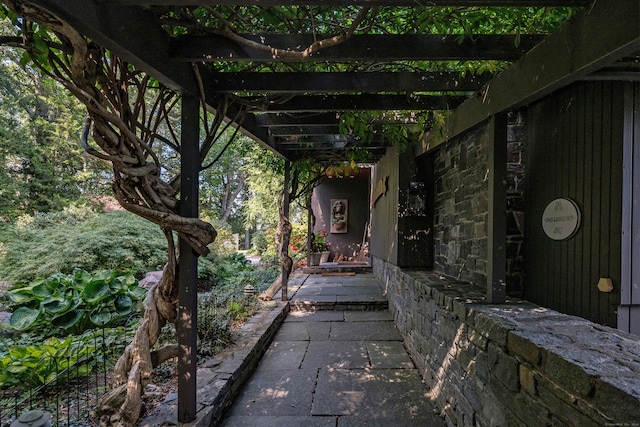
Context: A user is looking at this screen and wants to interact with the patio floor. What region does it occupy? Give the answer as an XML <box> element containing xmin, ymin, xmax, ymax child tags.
<box><xmin>219</xmin><ymin>273</ymin><xmax>445</xmax><ymax>426</ymax></box>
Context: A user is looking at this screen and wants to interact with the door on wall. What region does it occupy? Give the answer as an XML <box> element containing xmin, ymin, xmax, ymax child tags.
<box><xmin>619</xmin><ymin>82</ymin><xmax>639</xmax><ymax>336</ymax></box>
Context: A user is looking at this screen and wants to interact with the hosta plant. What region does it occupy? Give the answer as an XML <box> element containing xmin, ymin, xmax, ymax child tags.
<box><xmin>0</xmin><ymin>335</ymin><xmax>95</xmax><ymax>388</ymax></box>
<box><xmin>8</xmin><ymin>269</ymin><xmax>146</xmax><ymax>334</ymax></box>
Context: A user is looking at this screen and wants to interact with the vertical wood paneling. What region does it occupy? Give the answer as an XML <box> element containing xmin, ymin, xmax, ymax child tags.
<box><xmin>558</xmin><ymin>88</ymin><xmax>577</xmax><ymax>311</ymax></box>
<box><xmin>589</xmin><ymin>82</ymin><xmax>603</xmax><ymax>322</ymax></box>
<box><xmin>600</xmin><ymin>83</ymin><xmax>612</xmax><ymax>323</ymax></box>
<box><xmin>574</xmin><ymin>83</ymin><xmax>586</xmax><ymax>318</ymax></box>
<box><xmin>609</xmin><ymin>82</ymin><xmax>624</xmax><ymax>324</ymax></box>
<box><xmin>524</xmin><ymin>81</ymin><xmax>624</xmax><ymax>327</ymax></box>
<box><xmin>581</xmin><ymin>83</ymin><xmax>595</xmax><ymax>318</ymax></box>
<box><xmin>633</xmin><ymin>83</ymin><xmax>640</xmax><ymax>308</ymax></box>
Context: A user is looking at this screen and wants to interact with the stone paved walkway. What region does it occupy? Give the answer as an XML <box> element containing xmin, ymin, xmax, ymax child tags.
<box><xmin>220</xmin><ymin>273</ymin><xmax>445</xmax><ymax>427</ymax></box>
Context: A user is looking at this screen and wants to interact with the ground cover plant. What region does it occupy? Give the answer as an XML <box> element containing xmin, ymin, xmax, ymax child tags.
<box><xmin>0</xmin><ymin>208</ymin><xmax>168</xmax><ymax>285</ymax></box>
<box><xmin>8</xmin><ymin>269</ymin><xmax>146</xmax><ymax>334</ymax></box>
<box><xmin>0</xmin><ymin>210</ymin><xmax>279</xmax><ymax>424</ymax></box>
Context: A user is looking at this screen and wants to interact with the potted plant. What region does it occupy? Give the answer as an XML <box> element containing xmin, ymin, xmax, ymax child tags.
<box><xmin>325</xmin><ymin>161</ymin><xmax>359</xmax><ymax>179</ymax></box>
<box><xmin>309</xmin><ymin>230</ymin><xmax>330</xmax><ymax>265</ymax></box>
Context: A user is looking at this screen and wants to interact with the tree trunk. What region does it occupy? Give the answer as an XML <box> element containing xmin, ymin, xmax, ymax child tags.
<box><xmin>258</xmin><ymin>273</ymin><xmax>283</xmax><ymax>301</ymax></box>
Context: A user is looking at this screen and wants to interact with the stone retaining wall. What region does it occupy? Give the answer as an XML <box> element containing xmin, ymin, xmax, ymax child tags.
<box><xmin>373</xmin><ymin>257</ymin><xmax>640</xmax><ymax>426</ymax></box>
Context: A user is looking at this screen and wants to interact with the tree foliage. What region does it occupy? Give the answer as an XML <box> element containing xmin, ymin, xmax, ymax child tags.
<box><xmin>0</xmin><ymin>29</ymin><xmax>110</xmax><ymax>217</ymax></box>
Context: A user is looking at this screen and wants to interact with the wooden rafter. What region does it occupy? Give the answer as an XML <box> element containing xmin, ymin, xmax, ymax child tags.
<box><xmin>205</xmin><ymin>71</ymin><xmax>490</xmax><ymax>94</ymax></box>
<box><xmin>173</xmin><ymin>34</ymin><xmax>544</xmax><ymax>62</ymax></box>
<box><xmin>236</xmin><ymin>94</ymin><xmax>466</xmax><ymax>112</ymax></box>
<box><xmin>101</xmin><ymin>0</ymin><xmax>592</xmax><ymax>6</ymax></box>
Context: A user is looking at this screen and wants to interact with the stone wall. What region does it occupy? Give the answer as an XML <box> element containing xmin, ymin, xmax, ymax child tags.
<box><xmin>433</xmin><ymin>124</ymin><xmax>490</xmax><ymax>284</ymax></box>
<box><xmin>433</xmin><ymin>114</ymin><xmax>526</xmax><ymax>296</ymax></box>
<box><xmin>373</xmin><ymin>257</ymin><xmax>640</xmax><ymax>426</ymax></box>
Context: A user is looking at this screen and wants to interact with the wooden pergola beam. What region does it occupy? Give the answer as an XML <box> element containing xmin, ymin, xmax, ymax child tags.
<box><xmin>173</xmin><ymin>34</ymin><xmax>544</xmax><ymax>62</ymax></box>
<box><xmin>269</xmin><ymin>125</ymin><xmax>341</xmax><ymax>136</ymax></box>
<box><xmin>27</xmin><ymin>0</ymin><xmax>196</xmax><ymax>93</ymax></box>
<box><xmin>238</xmin><ymin>94</ymin><xmax>466</xmax><ymax>112</ymax></box>
<box><xmin>103</xmin><ymin>1</ymin><xmax>592</xmax><ymax>6</ymax></box>
<box><xmin>254</xmin><ymin>112</ymin><xmax>340</xmax><ymax>127</ymax></box>
<box><xmin>205</xmin><ymin>71</ymin><xmax>489</xmax><ymax>94</ymax></box>
<box><xmin>421</xmin><ymin>0</ymin><xmax>640</xmax><ymax>152</ymax></box>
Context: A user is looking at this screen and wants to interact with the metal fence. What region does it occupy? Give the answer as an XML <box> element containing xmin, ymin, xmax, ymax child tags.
<box><xmin>1</xmin><ymin>328</ymin><xmax>127</xmax><ymax>427</ymax></box>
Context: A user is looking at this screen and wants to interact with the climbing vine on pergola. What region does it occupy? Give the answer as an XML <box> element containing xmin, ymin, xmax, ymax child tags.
<box><xmin>0</xmin><ymin>1</ymin><xmax>585</xmax><ymax>425</ymax></box>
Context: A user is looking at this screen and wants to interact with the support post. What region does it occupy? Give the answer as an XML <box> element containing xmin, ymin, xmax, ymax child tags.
<box><xmin>307</xmin><ymin>194</ymin><xmax>313</xmax><ymax>267</ymax></box>
<box><xmin>178</xmin><ymin>93</ymin><xmax>199</xmax><ymax>422</ymax></box>
<box><xmin>487</xmin><ymin>113</ymin><xmax>507</xmax><ymax>303</ymax></box>
<box><xmin>282</xmin><ymin>160</ymin><xmax>291</xmax><ymax>301</ymax></box>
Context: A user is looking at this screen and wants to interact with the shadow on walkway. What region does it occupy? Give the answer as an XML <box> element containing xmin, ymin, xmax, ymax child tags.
<box><xmin>220</xmin><ymin>273</ymin><xmax>445</xmax><ymax>427</ymax></box>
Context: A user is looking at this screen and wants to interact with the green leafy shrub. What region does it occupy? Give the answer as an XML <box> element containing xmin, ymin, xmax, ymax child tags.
<box><xmin>206</xmin><ymin>218</ymin><xmax>237</xmax><ymax>255</ymax></box>
<box><xmin>199</xmin><ymin>252</ymin><xmax>250</xmax><ymax>286</ymax></box>
<box><xmin>0</xmin><ymin>335</ymin><xmax>95</xmax><ymax>388</ymax></box>
<box><xmin>251</xmin><ymin>221</ymin><xmax>308</xmax><ymax>261</ymax></box>
<box><xmin>251</xmin><ymin>227</ymin><xmax>276</xmax><ymax>257</ymax></box>
<box><xmin>8</xmin><ymin>269</ymin><xmax>146</xmax><ymax>334</ymax></box>
<box><xmin>226</xmin><ymin>300</ymin><xmax>249</xmax><ymax>321</ymax></box>
<box><xmin>14</xmin><ymin>203</ymin><xmax>97</xmax><ymax>230</ymax></box>
<box><xmin>0</xmin><ymin>210</ymin><xmax>168</xmax><ymax>284</ymax></box>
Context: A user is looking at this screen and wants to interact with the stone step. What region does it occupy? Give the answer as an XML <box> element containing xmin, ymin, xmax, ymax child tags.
<box><xmin>290</xmin><ymin>299</ymin><xmax>388</xmax><ymax>312</ymax></box>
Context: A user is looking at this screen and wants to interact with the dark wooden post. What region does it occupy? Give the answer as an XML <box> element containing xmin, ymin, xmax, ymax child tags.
<box><xmin>282</xmin><ymin>160</ymin><xmax>291</xmax><ymax>301</ymax></box>
<box><xmin>307</xmin><ymin>194</ymin><xmax>313</xmax><ymax>269</ymax></box>
<box><xmin>487</xmin><ymin>113</ymin><xmax>507</xmax><ymax>303</ymax></box>
<box><xmin>178</xmin><ymin>93</ymin><xmax>199</xmax><ymax>422</ymax></box>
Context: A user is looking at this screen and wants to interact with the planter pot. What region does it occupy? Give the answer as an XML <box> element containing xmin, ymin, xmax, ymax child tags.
<box><xmin>309</xmin><ymin>252</ymin><xmax>321</xmax><ymax>266</ymax></box>
<box><xmin>320</xmin><ymin>251</ymin><xmax>331</xmax><ymax>264</ymax></box>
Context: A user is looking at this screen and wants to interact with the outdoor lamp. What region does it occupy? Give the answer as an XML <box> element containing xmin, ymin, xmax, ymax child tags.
<box><xmin>10</xmin><ymin>410</ymin><xmax>51</xmax><ymax>427</ymax></box>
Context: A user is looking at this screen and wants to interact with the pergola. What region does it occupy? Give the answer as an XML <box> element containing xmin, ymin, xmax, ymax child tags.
<box><xmin>8</xmin><ymin>0</ymin><xmax>639</xmax><ymax>422</ymax></box>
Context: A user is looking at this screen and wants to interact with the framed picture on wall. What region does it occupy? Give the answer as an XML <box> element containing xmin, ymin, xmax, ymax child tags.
<box><xmin>330</xmin><ymin>199</ymin><xmax>348</xmax><ymax>233</ymax></box>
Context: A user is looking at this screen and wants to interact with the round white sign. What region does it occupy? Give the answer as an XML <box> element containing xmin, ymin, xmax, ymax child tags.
<box><xmin>542</xmin><ymin>198</ymin><xmax>581</xmax><ymax>241</ymax></box>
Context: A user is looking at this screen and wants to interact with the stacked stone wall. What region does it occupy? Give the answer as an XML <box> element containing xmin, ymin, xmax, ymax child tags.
<box><xmin>373</xmin><ymin>257</ymin><xmax>640</xmax><ymax>426</ymax></box>
<box><xmin>433</xmin><ymin>125</ymin><xmax>489</xmax><ymax>284</ymax></box>
<box><xmin>433</xmin><ymin>113</ymin><xmax>526</xmax><ymax>296</ymax></box>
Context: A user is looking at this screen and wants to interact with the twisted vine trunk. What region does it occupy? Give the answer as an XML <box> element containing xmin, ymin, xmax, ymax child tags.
<box><xmin>97</xmin><ymin>231</ymin><xmax>179</xmax><ymax>425</ymax></box>
<box><xmin>276</xmin><ymin>190</ymin><xmax>294</xmax><ymax>279</ymax></box>
<box><xmin>2</xmin><ymin>2</ymin><xmax>218</xmax><ymax>425</ymax></box>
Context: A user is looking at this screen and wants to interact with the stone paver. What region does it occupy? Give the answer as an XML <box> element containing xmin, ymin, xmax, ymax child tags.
<box><xmin>343</xmin><ymin>311</ymin><xmax>393</xmax><ymax>321</ymax></box>
<box><xmin>221</xmin><ymin>416</ymin><xmax>336</xmax><ymax>427</ymax></box>
<box><xmin>311</xmin><ymin>368</ymin><xmax>438</xmax><ymax>420</ymax></box>
<box><xmin>329</xmin><ymin>320</ymin><xmax>402</xmax><ymax>341</ymax></box>
<box><xmin>285</xmin><ymin>310</ymin><xmax>345</xmax><ymax>322</ymax></box>
<box><xmin>225</xmin><ymin>368</ymin><xmax>319</xmax><ymax>416</ymax></box>
<box><xmin>255</xmin><ymin>341</ymin><xmax>308</xmax><ymax>370</ymax></box>
<box><xmin>274</xmin><ymin>321</ymin><xmax>332</xmax><ymax>341</ymax></box>
<box><xmin>365</xmin><ymin>341</ymin><xmax>415</xmax><ymax>369</ymax></box>
<box><xmin>301</xmin><ymin>341</ymin><xmax>370</xmax><ymax>369</ymax></box>
<box><xmin>220</xmin><ymin>273</ymin><xmax>445</xmax><ymax>427</ymax></box>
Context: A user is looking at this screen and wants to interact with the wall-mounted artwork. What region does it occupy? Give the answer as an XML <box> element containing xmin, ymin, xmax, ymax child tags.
<box><xmin>330</xmin><ymin>199</ymin><xmax>348</xmax><ymax>233</ymax></box>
